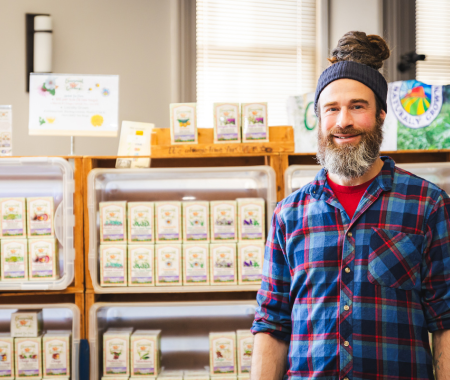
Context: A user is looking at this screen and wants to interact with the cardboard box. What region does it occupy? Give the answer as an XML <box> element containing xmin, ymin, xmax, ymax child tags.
<box><xmin>100</xmin><ymin>201</ymin><xmax>127</xmax><ymax>244</ymax></box>
<box><xmin>15</xmin><ymin>335</ymin><xmax>42</xmax><ymax>378</ymax></box>
<box><xmin>1</xmin><ymin>239</ymin><xmax>28</xmax><ymax>281</ymax></box>
<box><xmin>11</xmin><ymin>310</ymin><xmax>43</xmax><ymax>338</ymax></box>
<box><xmin>210</xmin><ymin>244</ymin><xmax>237</xmax><ymax>285</ymax></box>
<box><xmin>27</xmin><ymin>197</ymin><xmax>54</xmax><ymax>238</ymax></box>
<box><xmin>43</xmin><ymin>331</ymin><xmax>71</xmax><ymax>378</ymax></box>
<box><xmin>100</xmin><ymin>245</ymin><xmax>127</xmax><ymax>287</ymax></box>
<box><xmin>155</xmin><ymin>244</ymin><xmax>182</xmax><ymax>286</ymax></box>
<box><xmin>155</xmin><ymin>202</ymin><xmax>182</xmax><ymax>243</ymax></box>
<box><xmin>128</xmin><ymin>202</ymin><xmax>154</xmax><ymax>244</ymax></box>
<box><xmin>28</xmin><ymin>239</ymin><xmax>59</xmax><ymax>281</ymax></box>
<box><xmin>213</xmin><ymin>103</ymin><xmax>241</xmax><ymax>143</ymax></box>
<box><xmin>0</xmin><ymin>333</ymin><xmax>14</xmax><ymax>379</ymax></box>
<box><xmin>237</xmin><ymin>242</ymin><xmax>264</xmax><ymax>285</ymax></box>
<box><xmin>170</xmin><ymin>103</ymin><xmax>198</xmax><ymax>145</ymax></box>
<box><xmin>103</xmin><ymin>328</ymin><xmax>133</xmax><ymax>377</ymax></box>
<box><xmin>237</xmin><ymin>198</ymin><xmax>265</xmax><ymax>241</ymax></box>
<box><xmin>128</xmin><ymin>245</ymin><xmax>154</xmax><ymax>286</ymax></box>
<box><xmin>183</xmin><ymin>244</ymin><xmax>209</xmax><ymax>285</ymax></box>
<box><xmin>183</xmin><ymin>202</ymin><xmax>209</xmax><ymax>242</ymax></box>
<box><xmin>241</xmin><ymin>102</ymin><xmax>269</xmax><ymax>143</ymax></box>
<box><xmin>0</xmin><ymin>197</ymin><xmax>26</xmax><ymax>238</ymax></box>
<box><xmin>236</xmin><ymin>330</ymin><xmax>254</xmax><ymax>374</ymax></box>
<box><xmin>209</xmin><ymin>332</ymin><xmax>236</xmax><ymax>375</ymax></box>
<box><xmin>210</xmin><ymin>201</ymin><xmax>237</xmax><ymax>243</ymax></box>
<box><xmin>130</xmin><ymin>330</ymin><xmax>161</xmax><ymax>377</ymax></box>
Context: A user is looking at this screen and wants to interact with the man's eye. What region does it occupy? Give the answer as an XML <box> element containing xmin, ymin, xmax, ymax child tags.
<box><xmin>327</xmin><ymin>107</ymin><xmax>338</xmax><ymax>112</ymax></box>
<box><xmin>353</xmin><ymin>105</ymin><xmax>363</xmax><ymax>109</ymax></box>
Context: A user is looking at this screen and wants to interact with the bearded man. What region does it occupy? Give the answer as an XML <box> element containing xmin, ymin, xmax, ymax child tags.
<box><xmin>251</xmin><ymin>31</ymin><xmax>450</xmax><ymax>380</ymax></box>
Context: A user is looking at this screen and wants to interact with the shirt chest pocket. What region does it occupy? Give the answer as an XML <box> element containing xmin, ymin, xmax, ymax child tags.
<box><xmin>367</xmin><ymin>228</ymin><xmax>424</xmax><ymax>290</ymax></box>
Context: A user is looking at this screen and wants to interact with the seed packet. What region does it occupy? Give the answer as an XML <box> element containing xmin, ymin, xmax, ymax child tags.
<box><xmin>128</xmin><ymin>245</ymin><xmax>154</xmax><ymax>286</ymax></box>
<box><xmin>0</xmin><ymin>333</ymin><xmax>14</xmax><ymax>379</ymax></box>
<box><xmin>183</xmin><ymin>202</ymin><xmax>209</xmax><ymax>242</ymax></box>
<box><xmin>155</xmin><ymin>202</ymin><xmax>182</xmax><ymax>243</ymax></box>
<box><xmin>210</xmin><ymin>201</ymin><xmax>237</xmax><ymax>243</ymax></box>
<box><xmin>214</xmin><ymin>103</ymin><xmax>241</xmax><ymax>143</ymax></box>
<box><xmin>237</xmin><ymin>198</ymin><xmax>265</xmax><ymax>241</ymax></box>
<box><xmin>237</xmin><ymin>242</ymin><xmax>264</xmax><ymax>284</ymax></box>
<box><xmin>130</xmin><ymin>330</ymin><xmax>161</xmax><ymax>377</ymax></box>
<box><xmin>1</xmin><ymin>197</ymin><xmax>26</xmax><ymax>238</ymax></box>
<box><xmin>236</xmin><ymin>330</ymin><xmax>254</xmax><ymax>374</ymax></box>
<box><xmin>10</xmin><ymin>310</ymin><xmax>43</xmax><ymax>338</ymax></box>
<box><xmin>210</xmin><ymin>244</ymin><xmax>237</xmax><ymax>285</ymax></box>
<box><xmin>15</xmin><ymin>335</ymin><xmax>42</xmax><ymax>378</ymax></box>
<box><xmin>43</xmin><ymin>331</ymin><xmax>71</xmax><ymax>378</ymax></box>
<box><xmin>155</xmin><ymin>244</ymin><xmax>182</xmax><ymax>286</ymax></box>
<box><xmin>103</xmin><ymin>328</ymin><xmax>133</xmax><ymax>377</ymax></box>
<box><xmin>241</xmin><ymin>102</ymin><xmax>269</xmax><ymax>142</ymax></box>
<box><xmin>209</xmin><ymin>332</ymin><xmax>236</xmax><ymax>375</ymax></box>
<box><xmin>100</xmin><ymin>245</ymin><xmax>127</xmax><ymax>286</ymax></box>
<box><xmin>1</xmin><ymin>239</ymin><xmax>28</xmax><ymax>281</ymax></box>
<box><xmin>28</xmin><ymin>239</ymin><xmax>59</xmax><ymax>280</ymax></box>
<box><xmin>170</xmin><ymin>103</ymin><xmax>198</xmax><ymax>144</ymax></box>
<box><xmin>183</xmin><ymin>244</ymin><xmax>209</xmax><ymax>285</ymax></box>
<box><xmin>128</xmin><ymin>202</ymin><xmax>154</xmax><ymax>244</ymax></box>
<box><xmin>100</xmin><ymin>201</ymin><xmax>127</xmax><ymax>244</ymax></box>
<box><xmin>27</xmin><ymin>197</ymin><xmax>54</xmax><ymax>238</ymax></box>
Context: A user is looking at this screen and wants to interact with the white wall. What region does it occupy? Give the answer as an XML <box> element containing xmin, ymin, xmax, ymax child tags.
<box><xmin>0</xmin><ymin>0</ymin><xmax>172</xmax><ymax>156</ymax></box>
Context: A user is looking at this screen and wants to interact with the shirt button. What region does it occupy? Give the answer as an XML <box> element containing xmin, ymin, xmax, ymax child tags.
<box><xmin>345</xmin><ymin>267</ymin><xmax>351</xmax><ymax>273</ymax></box>
<box><xmin>343</xmin><ymin>377</ymin><xmax>349</xmax><ymax>380</ymax></box>
<box><xmin>344</xmin><ymin>341</ymin><xmax>349</xmax><ymax>347</ymax></box>
<box><xmin>344</xmin><ymin>305</ymin><xmax>350</xmax><ymax>311</ymax></box>
<box><xmin>347</xmin><ymin>232</ymin><xmax>352</xmax><ymax>237</ymax></box>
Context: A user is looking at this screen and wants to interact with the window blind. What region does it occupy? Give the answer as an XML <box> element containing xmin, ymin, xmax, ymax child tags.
<box><xmin>196</xmin><ymin>0</ymin><xmax>316</xmax><ymax>128</ymax></box>
<box><xmin>416</xmin><ymin>0</ymin><xmax>450</xmax><ymax>85</ymax></box>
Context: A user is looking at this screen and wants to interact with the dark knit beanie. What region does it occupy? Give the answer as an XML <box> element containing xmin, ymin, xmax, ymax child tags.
<box><xmin>314</xmin><ymin>60</ymin><xmax>388</xmax><ymax>116</ymax></box>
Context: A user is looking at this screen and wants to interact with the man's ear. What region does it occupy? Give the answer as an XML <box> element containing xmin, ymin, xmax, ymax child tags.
<box><xmin>379</xmin><ymin>109</ymin><xmax>387</xmax><ymax>121</ymax></box>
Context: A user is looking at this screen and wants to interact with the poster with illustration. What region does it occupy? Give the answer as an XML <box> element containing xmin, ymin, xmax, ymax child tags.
<box><xmin>29</xmin><ymin>73</ymin><xmax>119</xmax><ymax>136</ymax></box>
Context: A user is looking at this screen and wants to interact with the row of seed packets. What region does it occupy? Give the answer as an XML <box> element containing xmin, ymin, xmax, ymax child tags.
<box><xmin>102</xmin><ymin>328</ymin><xmax>253</xmax><ymax>379</ymax></box>
<box><xmin>0</xmin><ymin>309</ymin><xmax>71</xmax><ymax>379</ymax></box>
<box><xmin>100</xmin><ymin>199</ymin><xmax>265</xmax><ymax>245</ymax></box>
<box><xmin>169</xmin><ymin>103</ymin><xmax>269</xmax><ymax>144</ymax></box>
<box><xmin>100</xmin><ymin>242</ymin><xmax>264</xmax><ymax>287</ymax></box>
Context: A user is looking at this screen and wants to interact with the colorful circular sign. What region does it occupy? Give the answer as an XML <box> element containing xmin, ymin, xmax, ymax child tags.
<box><xmin>304</xmin><ymin>101</ymin><xmax>317</xmax><ymax>131</ymax></box>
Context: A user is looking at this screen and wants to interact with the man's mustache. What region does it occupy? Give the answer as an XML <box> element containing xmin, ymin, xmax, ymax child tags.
<box><xmin>326</xmin><ymin>127</ymin><xmax>365</xmax><ymax>137</ymax></box>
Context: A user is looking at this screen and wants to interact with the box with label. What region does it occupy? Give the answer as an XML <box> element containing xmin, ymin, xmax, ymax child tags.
<box><xmin>214</xmin><ymin>103</ymin><xmax>241</xmax><ymax>143</ymax></box>
<box><xmin>130</xmin><ymin>330</ymin><xmax>161</xmax><ymax>377</ymax></box>
<box><xmin>237</xmin><ymin>242</ymin><xmax>264</xmax><ymax>284</ymax></box>
<box><xmin>1</xmin><ymin>239</ymin><xmax>28</xmax><ymax>281</ymax></box>
<box><xmin>15</xmin><ymin>335</ymin><xmax>42</xmax><ymax>378</ymax></box>
<box><xmin>184</xmin><ymin>369</ymin><xmax>210</xmax><ymax>379</ymax></box>
<box><xmin>241</xmin><ymin>102</ymin><xmax>269</xmax><ymax>143</ymax></box>
<box><xmin>11</xmin><ymin>310</ymin><xmax>43</xmax><ymax>338</ymax></box>
<box><xmin>170</xmin><ymin>103</ymin><xmax>198</xmax><ymax>144</ymax></box>
<box><xmin>155</xmin><ymin>202</ymin><xmax>182</xmax><ymax>243</ymax></box>
<box><xmin>100</xmin><ymin>245</ymin><xmax>127</xmax><ymax>287</ymax></box>
<box><xmin>209</xmin><ymin>332</ymin><xmax>236</xmax><ymax>375</ymax></box>
<box><xmin>210</xmin><ymin>244</ymin><xmax>237</xmax><ymax>285</ymax></box>
<box><xmin>237</xmin><ymin>198</ymin><xmax>265</xmax><ymax>241</ymax></box>
<box><xmin>1</xmin><ymin>197</ymin><xmax>26</xmax><ymax>238</ymax></box>
<box><xmin>128</xmin><ymin>245</ymin><xmax>154</xmax><ymax>286</ymax></box>
<box><xmin>0</xmin><ymin>333</ymin><xmax>14</xmax><ymax>379</ymax></box>
<box><xmin>102</xmin><ymin>377</ymin><xmax>130</xmax><ymax>380</ymax></box>
<box><xmin>155</xmin><ymin>244</ymin><xmax>182</xmax><ymax>286</ymax></box>
<box><xmin>236</xmin><ymin>330</ymin><xmax>254</xmax><ymax>374</ymax></box>
<box><xmin>210</xmin><ymin>201</ymin><xmax>237</xmax><ymax>243</ymax></box>
<box><xmin>28</xmin><ymin>239</ymin><xmax>59</xmax><ymax>280</ymax></box>
<box><xmin>158</xmin><ymin>370</ymin><xmax>184</xmax><ymax>379</ymax></box>
<box><xmin>43</xmin><ymin>331</ymin><xmax>71</xmax><ymax>378</ymax></box>
<box><xmin>183</xmin><ymin>244</ymin><xmax>209</xmax><ymax>285</ymax></box>
<box><xmin>27</xmin><ymin>197</ymin><xmax>54</xmax><ymax>238</ymax></box>
<box><xmin>103</xmin><ymin>328</ymin><xmax>133</xmax><ymax>377</ymax></box>
<box><xmin>128</xmin><ymin>202</ymin><xmax>154</xmax><ymax>244</ymax></box>
<box><xmin>183</xmin><ymin>202</ymin><xmax>209</xmax><ymax>242</ymax></box>
<box><xmin>100</xmin><ymin>201</ymin><xmax>127</xmax><ymax>244</ymax></box>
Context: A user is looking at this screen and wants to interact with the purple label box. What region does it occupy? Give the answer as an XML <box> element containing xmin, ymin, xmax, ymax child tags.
<box><xmin>214</xmin><ymin>365</ymin><xmax>235</xmax><ymax>373</ymax></box>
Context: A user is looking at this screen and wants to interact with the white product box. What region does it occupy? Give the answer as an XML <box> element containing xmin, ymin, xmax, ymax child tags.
<box><xmin>210</xmin><ymin>201</ymin><xmax>237</xmax><ymax>243</ymax></box>
<box><xmin>28</xmin><ymin>239</ymin><xmax>59</xmax><ymax>281</ymax></box>
<box><xmin>102</xmin><ymin>377</ymin><xmax>129</xmax><ymax>380</ymax></box>
<box><xmin>155</xmin><ymin>202</ymin><xmax>182</xmax><ymax>243</ymax></box>
<box><xmin>100</xmin><ymin>245</ymin><xmax>127</xmax><ymax>287</ymax></box>
<box><xmin>155</xmin><ymin>244</ymin><xmax>182</xmax><ymax>286</ymax></box>
<box><xmin>0</xmin><ymin>333</ymin><xmax>14</xmax><ymax>379</ymax></box>
<box><xmin>237</xmin><ymin>198</ymin><xmax>265</xmax><ymax>241</ymax></box>
<box><xmin>157</xmin><ymin>369</ymin><xmax>183</xmax><ymax>379</ymax></box>
<box><xmin>210</xmin><ymin>244</ymin><xmax>237</xmax><ymax>285</ymax></box>
<box><xmin>27</xmin><ymin>197</ymin><xmax>54</xmax><ymax>238</ymax></box>
<box><xmin>11</xmin><ymin>310</ymin><xmax>43</xmax><ymax>338</ymax></box>
<box><xmin>236</xmin><ymin>330</ymin><xmax>254</xmax><ymax>374</ymax></box>
<box><xmin>209</xmin><ymin>332</ymin><xmax>236</xmax><ymax>376</ymax></box>
<box><xmin>103</xmin><ymin>328</ymin><xmax>133</xmax><ymax>377</ymax></box>
<box><xmin>241</xmin><ymin>102</ymin><xmax>269</xmax><ymax>143</ymax></box>
<box><xmin>183</xmin><ymin>244</ymin><xmax>209</xmax><ymax>285</ymax></box>
<box><xmin>128</xmin><ymin>245</ymin><xmax>154</xmax><ymax>286</ymax></box>
<box><xmin>0</xmin><ymin>197</ymin><xmax>26</xmax><ymax>238</ymax></box>
<box><xmin>128</xmin><ymin>202</ymin><xmax>154</xmax><ymax>244</ymax></box>
<box><xmin>130</xmin><ymin>377</ymin><xmax>156</xmax><ymax>380</ymax></box>
<box><xmin>130</xmin><ymin>330</ymin><xmax>161</xmax><ymax>377</ymax></box>
<box><xmin>183</xmin><ymin>202</ymin><xmax>209</xmax><ymax>242</ymax></box>
<box><xmin>214</xmin><ymin>103</ymin><xmax>241</xmax><ymax>143</ymax></box>
<box><xmin>15</xmin><ymin>335</ymin><xmax>42</xmax><ymax>378</ymax></box>
<box><xmin>1</xmin><ymin>239</ymin><xmax>28</xmax><ymax>281</ymax></box>
<box><xmin>237</xmin><ymin>242</ymin><xmax>265</xmax><ymax>285</ymax></box>
<box><xmin>170</xmin><ymin>103</ymin><xmax>198</xmax><ymax>145</ymax></box>
<box><xmin>42</xmin><ymin>331</ymin><xmax>71</xmax><ymax>378</ymax></box>
<box><xmin>100</xmin><ymin>201</ymin><xmax>127</xmax><ymax>244</ymax></box>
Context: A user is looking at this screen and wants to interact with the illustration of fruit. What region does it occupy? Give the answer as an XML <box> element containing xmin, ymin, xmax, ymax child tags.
<box><xmin>91</xmin><ymin>114</ymin><xmax>104</xmax><ymax>127</ymax></box>
<box><xmin>52</xmin><ymin>353</ymin><xmax>60</xmax><ymax>359</ymax></box>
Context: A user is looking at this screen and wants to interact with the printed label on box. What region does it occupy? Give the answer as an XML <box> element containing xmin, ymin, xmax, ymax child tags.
<box><xmin>241</xmin><ymin>103</ymin><xmax>268</xmax><ymax>142</ymax></box>
<box><xmin>211</xmin><ymin>244</ymin><xmax>236</xmax><ymax>284</ymax></box>
<box><xmin>238</xmin><ymin>243</ymin><xmax>264</xmax><ymax>284</ymax></box>
<box><xmin>0</xmin><ymin>335</ymin><xmax>13</xmax><ymax>378</ymax></box>
<box><xmin>131</xmin><ymin>338</ymin><xmax>156</xmax><ymax>376</ymax></box>
<box><xmin>1</xmin><ymin>239</ymin><xmax>27</xmax><ymax>280</ymax></box>
<box><xmin>156</xmin><ymin>203</ymin><xmax>181</xmax><ymax>242</ymax></box>
<box><xmin>170</xmin><ymin>103</ymin><xmax>197</xmax><ymax>144</ymax></box>
<box><xmin>237</xmin><ymin>333</ymin><xmax>254</xmax><ymax>374</ymax></box>
<box><xmin>128</xmin><ymin>245</ymin><xmax>154</xmax><ymax>286</ymax></box>
<box><xmin>184</xmin><ymin>202</ymin><xmax>209</xmax><ymax>241</ymax></box>
<box><xmin>214</xmin><ymin>103</ymin><xmax>240</xmax><ymax>143</ymax></box>
<box><xmin>44</xmin><ymin>338</ymin><xmax>69</xmax><ymax>376</ymax></box>
<box><xmin>1</xmin><ymin>198</ymin><xmax>26</xmax><ymax>237</ymax></box>
<box><xmin>100</xmin><ymin>245</ymin><xmax>127</xmax><ymax>286</ymax></box>
<box><xmin>211</xmin><ymin>202</ymin><xmax>237</xmax><ymax>242</ymax></box>
<box><xmin>27</xmin><ymin>197</ymin><xmax>54</xmax><ymax>237</ymax></box>
<box><xmin>104</xmin><ymin>337</ymin><xmax>128</xmax><ymax>375</ymax></box>
<box><xmin>16</xmin><ymin>338</ymin><xmax>41</xmax><ymax>378</ymax></box>
<box><xmin>210</xmin><ymin>333</ymin><xmax>236</xmax><ymax>374</ymax></box>
<box><xmin>29</xmin><ymin>239</ymin><xmax>57</xmax><ymax>280</ymax></box>
<box><xmin>183</xmin><ymin>244</ymin><xmax>208</xmax><ymax>284</ymax></box>
<box><xmin>238</xmin><ymin>200</ymin><xmax>265</xmax><ymax>241</ymax></box>
<box><xmin>128</xmin><ymin>203</ymin><xmax>154</xmax><ymax>243</ymax></box>
<box><xmin>100</xmin><ymin>202</ymin><xmax>127</xmax><ymax>243</ymax></box>
<box><xmin>156</xmin><ymin>245</ymin><xmax>181</xmax><ymax>285</ymax></box>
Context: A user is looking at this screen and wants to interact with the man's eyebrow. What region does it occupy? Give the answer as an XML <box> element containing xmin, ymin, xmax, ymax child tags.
<box><xmin>349</xmin><ymin>98</ymin><xmax>369</xmax><ymax>105</ymax></box>
<box><xmin>323</xmin><ymin>101</ymin><xmax>338</xmax><ymax>108</ymax></box>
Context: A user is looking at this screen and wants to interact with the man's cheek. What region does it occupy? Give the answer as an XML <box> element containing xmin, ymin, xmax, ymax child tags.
<box><xmin>355</xmin><ymin>114</ymin><xmax>376</xmax><ymax>130</ymax></box>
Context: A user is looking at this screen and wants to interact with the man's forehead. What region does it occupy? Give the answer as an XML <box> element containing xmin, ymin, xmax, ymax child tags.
<box><xmin>319</xmin><ymin>78</ymin><xmax>375</xmax><ymax>104</ymax></box>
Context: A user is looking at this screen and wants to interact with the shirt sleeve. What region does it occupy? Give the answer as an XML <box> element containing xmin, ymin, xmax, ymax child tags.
<box><xmin>251</xmin><ymin>203</ymin><xmax>292</xmax><ymax>342</ymax></box>
<box><xmin>421</xmin><ymin>191</ymin><xmax>450</xmax><ymax>332</ymax></box>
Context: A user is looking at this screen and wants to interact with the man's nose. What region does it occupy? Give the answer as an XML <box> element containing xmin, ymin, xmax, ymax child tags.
<box><xmin>336</xmin><ymin>107</ymin><xmax>353</xmax><ymax>128</ymax></box>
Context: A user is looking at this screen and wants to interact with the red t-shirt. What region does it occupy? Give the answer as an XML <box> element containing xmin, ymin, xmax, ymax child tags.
<box><xmin>326</xmin><ymin>174</ymin><xmax>376</xmax><ymax>219</ymax></box>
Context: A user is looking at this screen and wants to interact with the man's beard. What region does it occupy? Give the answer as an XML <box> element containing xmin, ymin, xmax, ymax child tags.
<box><xmin>316</xmin><ymin>115</ymin><xmax>384</xmax><ymax>179</ymax></box>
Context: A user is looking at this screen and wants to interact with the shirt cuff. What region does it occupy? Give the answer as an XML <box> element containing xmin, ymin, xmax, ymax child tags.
<box><xmin>251</xmin><ymin>321</ymin><xmax>291</xmax><ymax>342</ymax></box>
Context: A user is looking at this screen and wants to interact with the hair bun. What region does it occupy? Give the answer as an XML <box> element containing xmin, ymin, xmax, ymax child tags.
<box><xmin>328</xmin><ymin>31</ymin><xmax>390</xmax><ymax>70</ymax></box>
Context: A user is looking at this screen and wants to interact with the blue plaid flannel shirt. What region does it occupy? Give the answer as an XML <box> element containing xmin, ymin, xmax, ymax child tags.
<box><xmin>252</xmin><ymin>157</ymin><xmax>450</xmax><ymax>379</ymax></box>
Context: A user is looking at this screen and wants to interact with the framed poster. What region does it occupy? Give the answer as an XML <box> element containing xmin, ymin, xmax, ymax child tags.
<box><xmin>28</xmin><ymin>73</ymin><xmax>119</xmax><ymax>136</ymax></box>
<box><xmin>169</xmin><ymin>103</ymin><xmax>197</xmax><ymax>144</ymax></box>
